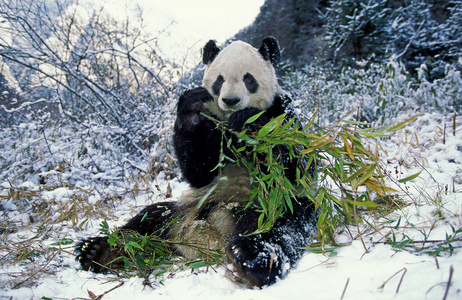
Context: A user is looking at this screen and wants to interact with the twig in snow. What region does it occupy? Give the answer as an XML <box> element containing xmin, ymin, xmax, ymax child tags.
<box><xmin>87</xmin><ymin>281</ymin><xmax>124</xmax><ymax>300</ymax></box>
<box><xmin>340</xmin><ymin>278</ymin><xmax>349</xmax><ymax>300</ymax></box>
<box><xmin>443</xmin><ymin>123</ymin><xmax>446</xmax><ymax>145</ymax></box>
<box><xmin>434</xmin><ymin>255</ymin><xmax>440</xmax><ymax>270</ymax></box>
<box><xmin>41</xmin><ymin>127</ymin><xmax>54</xmax><ymax>157</ymax></box>
<box><xmin>378</xmin><ymin>267</ymin><xmax>407</xmax><ymax>294</ymax></box>
<box><xmin>442</xmin><ymin>265</ymin><xmax>454</xmax><ymax>300</ymax></box>
<box><xmin>453</xmin><ymin>112</ymin><xmax>456</xmax><ymax>137</ymax></box>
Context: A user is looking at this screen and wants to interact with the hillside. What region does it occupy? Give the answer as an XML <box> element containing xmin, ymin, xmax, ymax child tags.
<box><xmin>235</xmin><ymin>0</ymin><xmax>461</xmax><ymax>77</ymax></box>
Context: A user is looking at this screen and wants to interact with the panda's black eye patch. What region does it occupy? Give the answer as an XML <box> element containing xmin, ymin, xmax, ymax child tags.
<box><xmin>243</xmin><ymin>73</ymin><xmax>258</xmax><ymax>93</ymax></box>
<box><xmin>212</xmin><ymin>75</ymin><xmax>224</xmax><ymax>95</ymax></box>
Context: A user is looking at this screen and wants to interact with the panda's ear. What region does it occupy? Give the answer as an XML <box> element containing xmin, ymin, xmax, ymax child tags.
<box><xmin>203</xmin><ymin>40</ymin><xmax>221</xmax><ymax>65</ymax></box>
<box><xmin>258</xmin><ymin>36</ymin><xmax>280</xmax><ymax>65</ymax></box>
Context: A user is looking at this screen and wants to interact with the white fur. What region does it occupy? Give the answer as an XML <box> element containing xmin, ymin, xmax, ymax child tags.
<box><xmin>202</xmin><ymin>41</ymin><xmax>283</xmax><ymax>120</ymax></box>
<box><xmin>173</xmin><ymin>166</ymin><xmax>253</xmax><ymax>259</ymax></box>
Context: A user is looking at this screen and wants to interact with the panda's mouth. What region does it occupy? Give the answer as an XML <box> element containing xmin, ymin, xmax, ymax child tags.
<box><xmin>219</xmin><ymin>100</ymin><xmax>241</xmax><ymax>114</ymax></box>
<box><xmin>221</xmin><ymin>109</ymin><xmax>236</xmax><ymax>121</ymax></box>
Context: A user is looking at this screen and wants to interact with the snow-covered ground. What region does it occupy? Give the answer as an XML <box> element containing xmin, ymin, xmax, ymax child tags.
<box><xmin>1</xmin><ymin>111</ymin><xmax>461</xmax><ymax>300</ymax></box>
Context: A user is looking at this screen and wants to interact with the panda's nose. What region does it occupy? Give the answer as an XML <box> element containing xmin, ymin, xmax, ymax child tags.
<box><xmin>223</xmin><ymin>98</ymin><xmax>240</xmax><ymax>106</ymax></box>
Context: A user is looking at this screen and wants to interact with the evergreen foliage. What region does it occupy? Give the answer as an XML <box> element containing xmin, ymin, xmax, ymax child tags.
<box><xmin>319</xmin><ymin>0</ymin><xmax>462</xmax><ymax>78</ymax></box>
<box><xmin>238</xmin><ymin>0</ymin><xmax>462</xmax><ymax>78</ymax></box>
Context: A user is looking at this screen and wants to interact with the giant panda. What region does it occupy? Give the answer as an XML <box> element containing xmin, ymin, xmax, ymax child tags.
<box><xmin>76</xmin><ymin>37</ymin><xmax>317</xmax><ymax>288</ymax></box>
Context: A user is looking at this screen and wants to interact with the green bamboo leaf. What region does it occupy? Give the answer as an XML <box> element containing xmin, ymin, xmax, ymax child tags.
<box><xmin>245</xmin><ymin>111</ymin><xmax>265</xmax><ymax>124</ymax></box>
<box><xmin>343</xmin><ymin>120</ymin><xmax>369</xmax><ymax>126</ymax></box>
<box><xmin>334</xmin><ymin>160</ymin><xmax>345</xmax><ymax>181</ymax></box>
<box><xmin>257</xmin><ymin>173</ymin><xmax>272</xmax><ymax>182</ymax></box>
<box><xmin>357</xmin><ymin>131</ymin><xmax>389</xmax><ymax>138</ymax></box>
<box><xmin>222</xmin><ymin>154</ymin><xmax>236</xmax><ymax>163</ymax></box>
<box><xmin>318</xmin><ymin>208</ymin><xmax>327</xmax><ymax>227</ymax></box>
<box><xmin>303</xmin><ymin>112</ymin><xmax>317</xmax><ymax>131</ymax></box>
<box><xmin>278</xmin><ymin>116</ymin><xmax>296</xmax><ymax>131</ymax></box>
<box><xmin>284</xmin><ymin>193</ymin><xmax>294</xmax><ymax>213</ymax></box>
<box><xmin>141</xmin><ymin>234</ymin><xmax>147</xmax><ymax>248</ymax></box>
<box><xmin>259</xmin><ymin>194</ymin><xmax>268</xmax><ymax>211</ymax></box>
<box><xmin>188</xmin><ymin>260</ymin><xmax>207</xmax><ymax>269</ymax></box>
<box><xmin>347</xmin><ymin>199</ymin><xmax>378</xmax><ymax>208</ymax></box>
<box><xmin>341</xmin><ymin>133</ymin><xmax>354</xmax><ymax>161</ymax></box>
<box><xmin>260</xmin><ymin>138</ymin><xmax>287</xmax><ymax>145</ymax></box>
<box><xmin>257</xmin><ymin>113</ymin><xmax>286</xmax><ymax>137</ymax></box>
<box><xmin>316</xmin><ymin>188</ymin><xmax>326</xmax><ymax>209</ymax></box>
<box><xmin>301</xmin><ymin>136</ymin><xmax>334</xmax><ymax>155</ymax></box>
<box><xmin>258</xmin><ymin>213</ymin><xmax>265</xmax><ymax>229</ymax></box>
<box><xmin>196</xmin><ymin>183</ymin><xmax>218</xmax><ymax>208</ymax></box>
<box><xmin>354</xmin><ymin>164</ymin><xmax>377</xmax><ymax>189</ymax></box>
<box><xmin>398</xmin><ymin>172</ymin><xmax>421</xmax><ymax>183</ymax></box>
<box><xmin>344</xmin><ymin>164</ymin><xmax>369</xmax><ymax>183</ymax></box>
<box><xmin>346</xmin><ymin>132</ymin><xmax>365</xmax><ymax>149</ymax></box>
<box><xmin>385</xmin><ymin>115</ymin><xmax>420</xmax><ymax>132</ymax></box>
<box><xmin>269</xmin><ymin>191</ymin><xmax>277</xmax><ymax>211</ymax></box>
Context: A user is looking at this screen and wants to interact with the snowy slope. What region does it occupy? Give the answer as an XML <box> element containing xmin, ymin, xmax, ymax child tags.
<box><xmin>1</xmin><ymin>111</ymin><xmax>461</xmax><ymax>300</ymax></box>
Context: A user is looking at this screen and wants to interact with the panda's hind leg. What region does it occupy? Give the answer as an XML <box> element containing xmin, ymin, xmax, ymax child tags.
<box><xmin>226</xmin><ymin>236</ymin><xmax>281</xmax><ymax>288</ymax></box>
<box><xmin>75</xmin><ymin>201</ymin><xmax>177</xmax><ymax>273</ymax></box>
<box><xmin>122</xmin><ymin>201</ymin><xmax>177</xmax><ymax>236</ymax></box>
<box><xmin>226</xmin><ymin>200</ymin><xmax>317</xmax><ymax>287</ymax></box>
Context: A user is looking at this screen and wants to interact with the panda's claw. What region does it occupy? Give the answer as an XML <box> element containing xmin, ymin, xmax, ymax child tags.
<box><xmin>75</xmin><ymin>236</ymin><xmax>123</xmax><ymax>273</ymax></box>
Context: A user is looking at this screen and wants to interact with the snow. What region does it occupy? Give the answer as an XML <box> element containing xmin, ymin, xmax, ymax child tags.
<box><xmin>3</xmin><ymin>240</ymin><xmax>462</xmax><ymax>299</ymax></box>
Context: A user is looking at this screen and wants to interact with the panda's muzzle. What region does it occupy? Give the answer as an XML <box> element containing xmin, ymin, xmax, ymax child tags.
<box><xmin>223</xmin><ymin>97</ymin><xmax>240</xmax><ymax>107</ymax></box>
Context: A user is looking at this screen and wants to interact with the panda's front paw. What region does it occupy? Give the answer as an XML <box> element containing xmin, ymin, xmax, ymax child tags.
<box><xmin>75</xmin><ymin>236</ymin><xmax>124</xmax><ymax>273</ymax></box>
<box><xmin>176</xmin><ymin>87</ymin><xmax>214</xmax><ymax>131</ymax></box>
<box><xmin>226</xmin><ymin>238</ymin><xmax>283</xmax><ymax>288</ymax></box>
<box><xmin>177</xmin><ymin>87</ymin><xmax>213</xmax><ymax>115</ymax></box>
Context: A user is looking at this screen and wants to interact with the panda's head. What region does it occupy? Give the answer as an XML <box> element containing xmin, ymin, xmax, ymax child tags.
<box><xmin>201</xmin><ymin>37</ymin><xmax>283</xmax><ymax>120</ymax></box>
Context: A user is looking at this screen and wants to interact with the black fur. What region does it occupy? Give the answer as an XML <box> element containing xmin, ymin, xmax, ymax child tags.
<box><xmin>258</xmin><ymin>37</ymin><xmax>280</xmax><ymax>65</ymax></box>
<box><xmin>204</xmin><ymin>37</ymin><xmax>281</xmax><ymax>66</ymax></box>
<box><xmin>228</xmin><ymin>199</ymin><xmax>316</xmax><ymax>287</ymax></box>
<box><xmin>203</xmin><ymin>40</ymin><xmax>221</xmax><ymax>64</ymax></box>
<box><xmin>243</xmin><ymin>73</ymin><xmax>259</xmax><ymax>94</ymax></box>
<box><xmin>212</xmin><ymin>75</ymin><xmax>225</xmax><ymax>95</ymax></box>
<box><xmin>173</xmin><ymin>87</ymin><xmax>221</xmax><ymax>188</ymax></box>
<box><xmin>76</xmin><ymin>199</ymin><xmax>316</xmax><ymax>287</ymax></box>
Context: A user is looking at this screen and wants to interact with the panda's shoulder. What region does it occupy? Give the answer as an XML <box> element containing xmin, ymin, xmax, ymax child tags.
<box><xmin>276</xmin><ymin>93</ymin><xmax>293</xmax><ymax>109</ymax></box>
<box><xmin>268</xmin><ymin>93</ymin><xmax>295</xmax><ymax>117</ymax></box>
